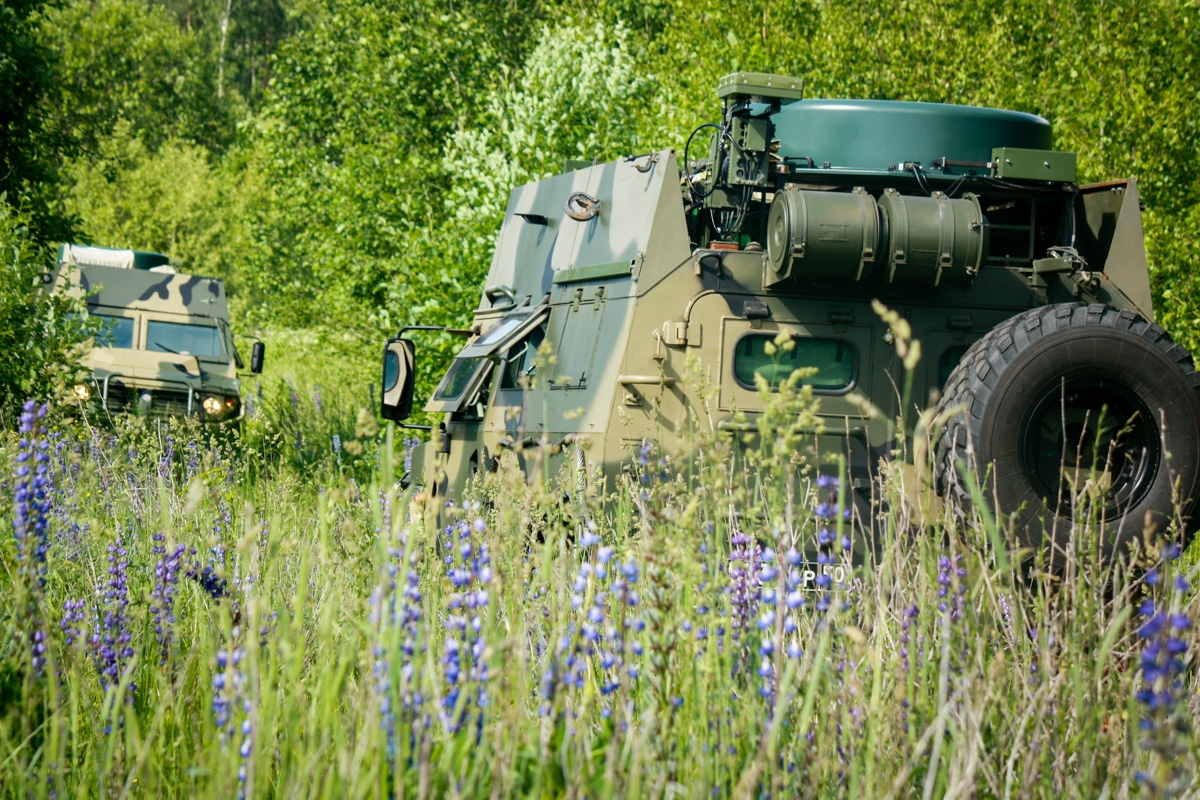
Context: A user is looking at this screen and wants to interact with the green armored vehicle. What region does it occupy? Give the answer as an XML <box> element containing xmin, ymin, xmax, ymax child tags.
<box><xmin>54</xmin><ymin>244</ymin><xmax>264</xmax><ymax>422</ymax></box>
<box><xmin>382</xmin><ymin>72</ymin><xmax>1200</xmax><ymax>556</ymax></box>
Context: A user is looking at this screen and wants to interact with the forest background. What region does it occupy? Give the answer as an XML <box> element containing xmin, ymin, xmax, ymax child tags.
<box><xmin>2</xmin><ymin>0</ymin><xmax>1200</xmax><ymax>413</ymax></box>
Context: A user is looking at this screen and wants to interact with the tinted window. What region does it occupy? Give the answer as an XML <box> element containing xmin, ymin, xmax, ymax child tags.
<box><xmin>94</xmin><ymin>315</ymin><xmax>135</xmax><ymax>349</ymax></box>
<box><xmin>146</xmin><ymin>321</ymin><xmax>224</xmax><ymax>359</ymax></box>
<box><xmin>434</xmin><ymin>358</ymin><xmax>488</xmax><ymax>401</ymax></box>
<box><xmin>500</xmin><ymin>327</ymin><xmax>546</xmax><ymax>390</ymax></box>
<box><xmin>733</xmin><ymin>334</ymin><xmax>856</xmax><ymax>392</ymax></box>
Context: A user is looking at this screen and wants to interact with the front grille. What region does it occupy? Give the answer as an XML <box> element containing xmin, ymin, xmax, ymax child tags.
<box><xmin>99</xmin><ymin>383</ymin><xmax>195</xmax><ymax>418</ymax></box>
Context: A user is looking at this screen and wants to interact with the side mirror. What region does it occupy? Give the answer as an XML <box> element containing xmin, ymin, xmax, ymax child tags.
<box><xmin>250</xmin><ymin>341</ymin><xmax>265</xmax><ymax>374</ymax></box>
<box><xmin>381</xmin><ymin>338</ymin><xmax>416</xmax><ymax>421</ymax></box>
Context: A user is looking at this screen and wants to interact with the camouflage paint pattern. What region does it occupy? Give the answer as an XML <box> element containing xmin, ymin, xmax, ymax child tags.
<box><xmin>53</xmin><ymin>247</ymin><xmax>244</xmax><ymax>420</ymax></box>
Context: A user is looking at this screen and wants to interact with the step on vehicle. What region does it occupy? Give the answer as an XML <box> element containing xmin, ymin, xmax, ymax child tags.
<box><xmin>53</xmin><ymin>244</ymin><xmax>265</xmax><ymax>423</ymax></box>
<box><xmin>381</xmin><ymin>72</ymin><xmax>1200</xmax><ymax>560</ymax></box>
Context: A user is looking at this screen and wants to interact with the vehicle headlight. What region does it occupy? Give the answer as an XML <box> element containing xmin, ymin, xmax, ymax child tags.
<box><xmin>199</xmin><ymin>394</ymin><xmax>240</xmax><ymax>420</ymax></box>
<box><xmin>73</xmin><ymin>383</ymin><xmax>92</xmax><ymax>401</ymax></box>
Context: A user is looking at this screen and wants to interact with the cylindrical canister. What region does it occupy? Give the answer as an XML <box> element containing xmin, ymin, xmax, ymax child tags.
<box><xmin>765</xmin><ymin>187</ymin><xmax>880</xmax><ymax>286</ymax></box>
<box><xmin>876</xmin><ymin>189</ymin><xmax>987</xmax><ymax>287</ymax></box>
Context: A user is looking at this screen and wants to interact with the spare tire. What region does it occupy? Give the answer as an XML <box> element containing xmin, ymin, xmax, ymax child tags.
<box><xmin>935</xmin><ymin>302</ymin><xmax>1200</xmax><ymax>558</ymax></box>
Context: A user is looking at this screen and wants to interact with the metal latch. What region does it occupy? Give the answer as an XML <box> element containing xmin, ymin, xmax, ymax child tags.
<box><xmin>743</xmin><ymin>300</ymin><xmax>771</xmax><ymax>328</ymax></box>
<box><xmin>661</xmin><ymin>319</ymin><xmax>701</xmax><ymax>347</ymax></box>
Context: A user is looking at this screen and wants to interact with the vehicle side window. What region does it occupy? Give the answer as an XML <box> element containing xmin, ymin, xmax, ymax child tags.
<box><xmin>434</xmin><ymin>358</ymin><xmax>487</xmax><ymax>401</ymax></box>
<box><xmin>500</xmin><ymin>327</ymin><xmax>546</xmax><ymax>390</ymax></box>
<box><xmin>732</xmin><ymin>333</ymin><xmax>856</xmax><ymax>393</ymax></box>
<box><xmin>94</xmin><ymin>314</ymin><xmax>135</xmax><ymax>349</ymax></box>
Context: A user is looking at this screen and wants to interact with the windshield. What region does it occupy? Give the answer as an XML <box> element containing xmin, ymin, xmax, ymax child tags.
<box><xmin>94</xmin><ymin>314</ymin><xmax>135</xmax><ymax>349</ymax></box>
<box><xmin>146</xmin><ymin>320</ymin><xmax>225</xmax><ymax>360</ymax></box>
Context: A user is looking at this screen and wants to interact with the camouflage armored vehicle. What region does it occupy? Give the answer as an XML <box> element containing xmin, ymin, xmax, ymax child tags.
<box><xmin>382</xmin><ymin>72</ymin><xmax>1200</xmax><ymax>556</ymax></box>
<box><xmin>54</xmin><ymin>244</ymin><xmax>264</xmax><ymax>422</ymax></box>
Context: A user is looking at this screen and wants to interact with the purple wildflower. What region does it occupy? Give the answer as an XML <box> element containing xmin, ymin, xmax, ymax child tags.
<box><xmin>11</xmin><ymin>401</ymin><xmax>51</xmax><ymax>675</ymax></box>
<box><xmin>372</xmin><ymin>509</ymin><xmax>425</xmax><ymax>775</ymax></box>
<box><xmin>441</xmin><ymin>516</ymin><xmax>491</xmax><ymax>738</ymax></box>
<box><xmin>1135</xmin><ymin>573</ymin><xmax>1193</xmax><ymax>791</ymax></box>
<box><xmin>151</xmin><ymin>542</ymin><xmax>186</xmax><ymax>664</ymax></box>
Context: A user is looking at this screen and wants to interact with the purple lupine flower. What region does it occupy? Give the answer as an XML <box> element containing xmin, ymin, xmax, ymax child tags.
<box><xmin>187</xmin><ymin>440</ymin><xmax>200</xmax><ymax>479</ymax></box>
<box><xmin>91</xmin><ymin>533</ymin><xmax>135</xmax><ymax>730</ymax></box>
<box><xmin>727</xmin><ymin>529</ymin><xmax>762</xmax><ymax>680</ymax></box>
<box><xmin>12</xmin><ymin>401</ymin><xmax>51</xmax><ymax>675</ymax></box>
<box><xmin>101</xmin><ymin>537</ymin><xmax>134</xmax><ymax>677</ymax></box>
<box><xmin>332</xmin><ymin>434</ymin><xmax>342</xmax><ymax>455</ymax></box>
<box><xmin>213</xmin><ymin>638</ymin><xmax>241</xmax><ymax>740</ymax></box>
<box><xmin>237</xmin><ymin>706</ymin><xmax>253</xmax><ymax>799</ymax></box>
<box><xmin>936</xmin><ymin>555</ymin><xmax>967</xmax><ymax>622</ymax></box>
<box><xmin>150</xmin><ymin>542</ymin><xmax>186</xmax><ymax>664</ymax></box>
<box><xmin>61</xmin><ymin>599</ymin><xmax>87</xmax><ymax>648</ymax></box>
<box><xmin>158</xmin><ymin>434</ymin><xmax>174</xmax><ymax>480</ymax></box>
<box><xmin>213</xmin><ymin>627</ymin><xmax>255</xmax><ymax>800</ymax></box>
<box><xmin>637</xmin><ymin>439</ymin><xmax>652</xmax><ymax>466</ymax></box>
<box><xmin>187</xmin><ymin>542</ymin><xmax>229</xmax><ymax>600</ymax></box>
<box><xmin>313</xmin><ymin>385</ymin><xmax>324</xmax><ymax>414</ymax></box>
<box><xmin>372</xmin><ymin>509</ymin><xmax>426</xmax><ymax>776</ymax></box>
<box><xmin>1134</xmin><ymin>573</ymin><xmax>1193</xmax><ymax>792</ymax></box>
<box><xmin>999</xmin><ymin>594</ymin><xmax>1015</xmax><ymax>644</ymax></box>
<box><xmin>541</xmin><ymin>530</ymin><xmax>643</xmax><ymax>723</ymax></box>
<box><xmin>441</xmin><ymin>516</ymin><xmax>492</xmax><ymax>738</ymax></box>
<box><xmin>402</xmin><ymin>436</ymin><xmax>420</xmax><ymax>476</ymax></box>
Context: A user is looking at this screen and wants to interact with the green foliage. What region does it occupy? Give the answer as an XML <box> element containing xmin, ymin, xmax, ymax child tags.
<box><xmin>0</xmin><ymin>201</ymin><xmax>92</xmax><ymax>419</ymax></box>
<box><xmin>151</xmin><ymin>0</ymin><xmax>299</xmax><ymax>108</ymax></box>
<box><xmin>444</xmin><ymin>22</ymin><xmax>655</xmax><ymax>233</ymax></box>
<box><xmin>0</xmin><ymin>0</ymin><xmax>75</xmax><ymax>243</ymax></box>
<box><xmin>231</xmin><ymin>0</ymin><xmax>546</xmax><ymax>322</ymax></box>
<box><xmin>39</xmin><ymin>0</ymin><xmax>235</xmax><ymax>152</ymax></box>
<box><xmin>8</xmin><ymin>0</ymin><xmax>1200</xmax><ymax>401</ymax></box>
<box><xmin>60</xmin><ymin>121</ymin><xmax>255</xmax><ymax>291</ymax></box>
<box><xmin>237</xmin><ymin>326</ymin><xmax>383</xmax><ymax>481</ymax></box>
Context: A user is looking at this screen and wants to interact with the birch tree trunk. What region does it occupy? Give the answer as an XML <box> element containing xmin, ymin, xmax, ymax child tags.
<box><xmin>217</xmin><ymin>0</ymin><xmax>233</xmax><ymax>100</ymax></box>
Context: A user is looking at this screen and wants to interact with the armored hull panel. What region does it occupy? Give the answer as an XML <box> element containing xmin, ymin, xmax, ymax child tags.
<box><xmin>772</xmin><ymin>99</ymin><xmax>1052</xmax><ymax>174</ymax></box>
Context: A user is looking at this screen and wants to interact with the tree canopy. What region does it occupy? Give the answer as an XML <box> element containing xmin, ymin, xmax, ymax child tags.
<box><xmin>1</xmin><ymin>0</ymin><xmax>1198</xmax><ymax>415</ymax></box>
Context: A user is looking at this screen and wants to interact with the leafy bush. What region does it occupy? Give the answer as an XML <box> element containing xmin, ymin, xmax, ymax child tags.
<box><xmin>0</xmin><ymin>201</ymin><xmax>92</xmax><ymax>421</ymax></box>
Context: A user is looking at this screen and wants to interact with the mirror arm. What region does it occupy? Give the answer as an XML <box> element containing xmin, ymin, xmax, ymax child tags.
<box><xmin>398</xmin><ymin>422</ymin><xmax>434</xmax><ymax>431</ymax></box>
<box><xmin>397</xmin><ymin>325</ymin><xmax>474</xmax><ymax>338</ymax></box>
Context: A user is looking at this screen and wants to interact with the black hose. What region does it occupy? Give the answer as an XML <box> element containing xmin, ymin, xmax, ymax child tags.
<box><xmin>684</xmin><ymin>122</ymin><xmax>721</xmax><ymax>200</ymax></box>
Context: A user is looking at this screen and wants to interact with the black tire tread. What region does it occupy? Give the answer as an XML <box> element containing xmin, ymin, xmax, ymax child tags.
<box><xmin>934</xmin><ymin>302</ymin><xmax>1200</xmax><ymax>516</ymax></box>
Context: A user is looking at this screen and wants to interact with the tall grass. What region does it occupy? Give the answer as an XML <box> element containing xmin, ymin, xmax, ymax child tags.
<box><xmin>1</xmin><ymin>344</ymin><xmax>1197</xmax><ymax>799</ymax></box>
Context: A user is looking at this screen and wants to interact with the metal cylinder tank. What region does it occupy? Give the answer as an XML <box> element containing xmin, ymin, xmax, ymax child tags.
<box><xmin>877</xmin><ymin>189</ymin><xmax>988</xmax><ymax>286</ymax></box>
<box><xmin>765</xmin><ymin>187</ymin><xmax>880</xmax><ymax>286</ymax></box>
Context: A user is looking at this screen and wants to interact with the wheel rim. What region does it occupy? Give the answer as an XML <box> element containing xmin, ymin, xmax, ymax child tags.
<box><xmin>1020</xmin><ymin>377</ymin><xmax>1161</xmax><ymax>516</ymax></box>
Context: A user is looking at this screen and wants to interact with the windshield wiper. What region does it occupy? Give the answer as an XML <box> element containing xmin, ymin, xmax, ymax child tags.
<box><xmin>153</xmin><ymin>342</ymin><xmax>181</xmax><ymax>354</ymax></box>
